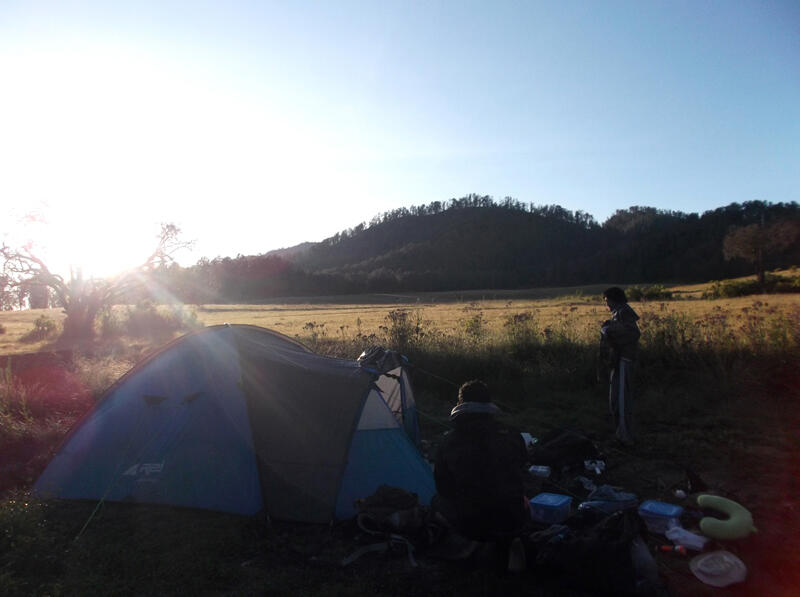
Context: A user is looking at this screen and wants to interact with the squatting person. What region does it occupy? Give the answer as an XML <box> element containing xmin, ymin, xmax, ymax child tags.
<box><xmin>432</xmin><ymin>380</ymin><xmax>529</xmax><ymax>540</ymax></box>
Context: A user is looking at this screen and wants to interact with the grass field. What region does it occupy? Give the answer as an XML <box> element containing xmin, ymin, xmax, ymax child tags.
<box><xmin>1</xmin><ymin>278</ymin><xmax>799</xmax><ymax>596</ymax></box>
<box><xmin>2</xmin><ymin>290</ymin><xmax>798</xmax><ymax>356</ymax></box>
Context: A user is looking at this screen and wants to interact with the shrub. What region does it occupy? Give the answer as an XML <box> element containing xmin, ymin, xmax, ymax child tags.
<box><xmin>702</xmin><ymin>274</ymin><xmax>800</xmax><ymax>299</ymax></box>
<box><xmin>626</xmin><ymin>286</ymin><xmax>643</xmax><ymax>301</ymax></box>
<box><xmin>302</xmin><ymin>321</ymin><xmax>327</xmax><ymax>346</ymax></box>
<box><xmin>99</xmin><ymin>307</ymin><xmax>127</xmax><ymax>339</ymax></box>
<box><xmin>503</xmin><ymin>311</ymin><xmax>539</xmax><ymax>347</ymax></box>
<box><xmin>771</xmin><ymin>274</ymin><xmax>800</xmax><ymax>294</ymax></box>
<box><xmin>0</xmin><ymin>356</ymin><xmax>93</xmax><ymax>427</ymax></box>
<box><xmin>72</xmin><ymin>355</ymin><xmax>134</xmax><ymax>399</ymax></box>
<box><xmin>124</xmin><ymin>301</ymin><xmax>201</xmax><ymax>339</ymax></box>
<box><xmin>627</xmin><ymin>284</ymin><xmax>673</xmax><ymax>301</ymax></box>
<box><xmin>0</xmin><ymin>361</ymin><xmax>32</xmax><ymax>423</ymax></box>
<box><xmin>18</xmin><ymin>315</ymin><xmax>59</xmax><ymax>343</ymax></box>
<box><xmin>702</xmin><ymin>279</ymin><xmax>761</xmax><ymax>299</ymax></box>
<box><xmin>384</xmin><ymin>309</ymin><xmax>424</xmax><ymax>352</ymax></box>
<box><xmin>462</xmin><ymin>312</ymin><xmax>486</xmax><ymax>343</ymax></box>
<box><xmin>168</xmin><ymin>304</ymin><xmax>201</xmax><ymax>331</ymax></box>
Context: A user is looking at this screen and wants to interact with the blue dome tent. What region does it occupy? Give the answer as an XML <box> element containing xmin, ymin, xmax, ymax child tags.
<box><xmin>33</xmin><ymin>325</ymin><xmax>434</xmax><ymax>522</ymax></box>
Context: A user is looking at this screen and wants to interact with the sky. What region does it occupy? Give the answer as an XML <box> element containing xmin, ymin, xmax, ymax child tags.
<box><xmin>1</xmin><ymin>0</ymin><xmax>798</xmax><ymax>277</ymax></box>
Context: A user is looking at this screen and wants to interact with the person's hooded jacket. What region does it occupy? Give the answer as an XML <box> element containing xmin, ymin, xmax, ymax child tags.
<box><xmin>601</xmin><ymin>302</ymin><xmax>641</xmax><ymax>361</ymax></box>
<box><xmin>434</xmin><ymin>401</ymin><xmax>528</xmax><ymax>539</ymax></box>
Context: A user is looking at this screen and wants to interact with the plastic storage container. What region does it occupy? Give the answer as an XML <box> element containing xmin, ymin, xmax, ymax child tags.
<box><xmin>638</xmin><ymin>500</ymin><xmax>684</xmax><ymax>533</ymax></box>
<box><xmin>529</xmin><ymin>493</ymin><xmax>572</xmax><ymax>524</ymax></box>
<box><xmin>528</xmin><ymin>465</ymin><xmax>552</xmax><ymax>478</ymax></box>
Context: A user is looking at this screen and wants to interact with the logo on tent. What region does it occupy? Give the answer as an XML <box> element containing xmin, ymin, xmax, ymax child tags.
<box><xmin>123</xmin><ymin>462</ymin><xmax>165</xmax><ymax>476</ymax></box>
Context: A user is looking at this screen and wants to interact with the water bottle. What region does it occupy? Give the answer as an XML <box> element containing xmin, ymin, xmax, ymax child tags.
<box><xmin>529</xmin><ymin>465</ymin><xmax>551</xmax><ymax>478</ymax></box>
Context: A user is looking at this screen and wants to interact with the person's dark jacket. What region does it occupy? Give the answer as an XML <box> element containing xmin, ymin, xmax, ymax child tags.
<box><xmin>434</xmin><ymin>406</ymin><xmax>528</xmax><ymax>539</ymax></box>
<box><xmin>601</xmin><ymin>303</ymin><xmax>641</xmax><ymax>362</ymax></box>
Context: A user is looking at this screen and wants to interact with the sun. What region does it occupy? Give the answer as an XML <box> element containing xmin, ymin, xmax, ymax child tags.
<box><xmin>15</xmin><ymin>210</ymin><xmax>160</xmax><ymax>281</ymax></box>
<box><xmin>2</xmin><ymin>40</ymin><xmax>357</xmax><ymax>273</ymax></box>
<box><xmin>52</xmin><ymin>228</ymin><xmax>151</xmax><ymax>280</ymax></box>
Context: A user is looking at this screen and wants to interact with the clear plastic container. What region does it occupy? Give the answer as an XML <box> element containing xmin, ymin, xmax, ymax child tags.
<box><xmin>529</xmin><ymin>493</ymin><xmax>572</xmax><ymax>524</ymax></box>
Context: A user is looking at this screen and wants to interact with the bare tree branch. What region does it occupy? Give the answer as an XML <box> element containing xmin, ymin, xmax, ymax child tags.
<box><xmin>1</xmin><ymin>222</ymin><xmax>192</xmax><ymax>339</ymax></box>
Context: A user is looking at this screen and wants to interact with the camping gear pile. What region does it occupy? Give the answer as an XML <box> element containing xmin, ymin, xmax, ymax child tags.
<box><xmin>519</xmin><ymin>428</ymin><xmax>757</xmax><ymax>593</ymax></box>
<box><xmin>365</xmin><ymin>427</ymin><xmax>757</xmax><ymax>594</ymax></box>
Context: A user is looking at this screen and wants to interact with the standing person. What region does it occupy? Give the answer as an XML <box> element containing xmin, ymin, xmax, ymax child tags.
<box><xmin>433</xmin><ymin>380</ymin><xmax>529</xmax><ymax>541</ymax></box>
<box><xmin>601</xmin><ymin>287</ymin><xmax>641</xmax><ymax>446</ymax></box>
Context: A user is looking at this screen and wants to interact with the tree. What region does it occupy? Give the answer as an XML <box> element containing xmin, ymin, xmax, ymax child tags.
<box><xmin>0</xmin><ymin>274</ymin><xmax>17</xmax><ymax>310</ymax></box>
<box><xmin>1</xmin><ymin>223</ymin><xmax>192</xmax><ymax>341</ymax></box>
<box><xmin>27</xmin><ymin>281</ymin><xmax>50</xmax><ymax>309</ymax></box>
<box><xmin>723</xmin><ymin>220</ymin><xmax>800</xmax><ymax>286</ymax></box>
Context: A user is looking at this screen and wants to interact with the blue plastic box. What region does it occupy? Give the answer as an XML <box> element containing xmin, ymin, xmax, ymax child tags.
<box><xmin>529</xmin><ymin>493</ymin><xmax>572</xmax><ymax>524</ymax></box>
<box><xmin>638</xmin><ymin>500</ymin><xmax>684</xmax><ymax>533</ymax></box>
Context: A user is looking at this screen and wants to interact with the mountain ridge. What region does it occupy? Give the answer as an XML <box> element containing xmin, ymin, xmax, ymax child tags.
<box><xmin>160</xmin><ymin>196</ymin><xmax>800</xmax><ymax>302</ymax></box>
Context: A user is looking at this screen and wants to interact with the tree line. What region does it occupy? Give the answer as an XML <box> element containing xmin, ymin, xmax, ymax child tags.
<box><xmin>329</xmin><ymin>193</ymin><xmax>598</xmax><ymax>246</ymax></box>
<box><xmin>154</xmin><ymin>197</ymin><xmax>799</xmax><ymax>303</ymax></box>
<box><xmin>2</xmin><ymin>197</ymin><xmax>799</xmax><ymax>342</ymax></box>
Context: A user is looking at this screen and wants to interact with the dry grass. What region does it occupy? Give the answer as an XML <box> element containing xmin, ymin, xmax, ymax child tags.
<box><xmin>1</xmin><ymin>290</ymin><xmax>799</xmax><ymax>355</ymax></box>
<box><xmin>193</xmin><ymin>294</ymin><xmax>800</xmax><ymax>346</ymax></box>
<box><xmin>668</xmin><ymin>267</ymin><xmax>800</xmax><ymax>298</ymax></box>
<box><xmin>0</xmin><ymin>308</ymin><xmax>65</xmax><ymax>355</ymax></box>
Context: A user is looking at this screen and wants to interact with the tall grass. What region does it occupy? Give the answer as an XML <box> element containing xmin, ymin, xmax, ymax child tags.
<box><xmin>0</xmin><ymin>361</ymin><xmax>35</xmax><ymax>428</ymax></box>
<box><xmin>18</xmin><ymin>315</ymin><xmax>59</xmax><ymax>343</ymax></box>
<box><xmin>3</xmin><ymin>297</ymin><xmax>796</xmax><ymax>485</ymax></box>
<box><xmin>100</xmin><ymin>301</ymin><xmax>201</xmax><ymax>340</ymax></box>
<box><xmin>306</xmin><ymin>300</ymin><xmax>798</xmax><ymax>375</ymax></box>
<box><xmin>299</xmin><ymin>300</ymin><xmax>799</xmax><ymax>440</ymax></box>
<box><xmin>0</xmin><ymin>353</ymin><xmax>135</xmax><ymax>496</ymax></box>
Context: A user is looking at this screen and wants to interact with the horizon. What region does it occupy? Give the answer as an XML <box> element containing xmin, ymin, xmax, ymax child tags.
<box><xmin>2</xmin><ymin>1</ymin><xmax>798</xmax><ymax>277</ymax></box>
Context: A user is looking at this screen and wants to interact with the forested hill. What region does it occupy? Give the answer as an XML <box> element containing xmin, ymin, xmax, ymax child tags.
<box><xmin>160</xmin><ymin>196</ymin><xmax>800</xmax><ymax>302</ymax></box>
<box><xmin>285</xmin><ymin>196</ymin><xmax>799</xmax><ymax>288</ymax></box>
<box><xmin>289</xmin><ymin>201</ymin><xmax>604</xmax><ymax>290</ymax></box>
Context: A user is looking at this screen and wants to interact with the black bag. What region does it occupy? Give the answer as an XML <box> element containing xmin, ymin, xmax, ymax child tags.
<box><xmin>527</xmin><ymin>508</ymin><xmax>663</xmax><ymax>596</ymax></box>
<box><xmin>529</xmin><ymin>428</ymin><xmax>601</xmax><ymax>473</ymax></box>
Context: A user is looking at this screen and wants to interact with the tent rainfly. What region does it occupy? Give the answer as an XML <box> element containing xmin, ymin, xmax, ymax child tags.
<box><xmin>33</xmin><ymin>325</ymin><xmax>435</xmax><ymax>522</ymax></box>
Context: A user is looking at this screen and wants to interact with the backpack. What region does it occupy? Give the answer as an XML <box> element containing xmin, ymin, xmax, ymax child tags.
<box><xmin>527</xmin><ymin>508</ymin><xmax>664</xmax><ymax>596</ymax></box>
<box><xmin>353</xmin><ymin>484</ymin><xmax>425</xmax><ymax>532</ymax></box>
<box><xmin>530</xmin><ymin>428</ymin><xmax>601</xmax><ymax>474</ymax></box>
<box><xmin>342</xmin><ymin>485</ymin><xmax>428</xmax><ymax>567</ymax></box>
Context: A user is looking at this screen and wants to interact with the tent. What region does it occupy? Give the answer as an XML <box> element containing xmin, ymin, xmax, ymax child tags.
<box><xmin>356</xmin><ymin>345</ymin><xmax>420</xmax><ymax>445</ymax></box>
<box><xmin>33</xmin><ymin>325</ymin><xmax>435</xmax><ymax>522</ymax></box>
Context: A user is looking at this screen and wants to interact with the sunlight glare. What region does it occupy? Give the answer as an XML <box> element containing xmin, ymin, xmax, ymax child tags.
<box><xmin>1</xmin><ymin>41</ymin><xmax>369</xmax><ymax>275</ymax></box>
